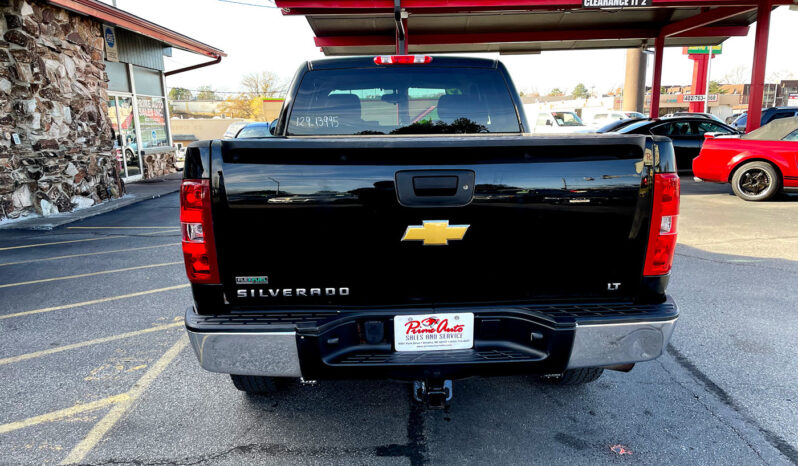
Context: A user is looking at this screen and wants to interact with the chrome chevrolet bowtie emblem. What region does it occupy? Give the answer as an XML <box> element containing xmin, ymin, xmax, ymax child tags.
<box><xmin>401</xmin><ymin>220</ymin><xmax>469</xmax><ymax>246</ymax></box>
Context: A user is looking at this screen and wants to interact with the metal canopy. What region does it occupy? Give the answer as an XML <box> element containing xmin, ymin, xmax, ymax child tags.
<box><xmin>275</xmin><ymin>0</ymin><xmax>786</xmax><ymax>130</ymax></box>
<box><xmin>303</xmin><ymin>7</ymin><xmax>756</xmax><ymax>55</ymax></box>
<box><xmin>273</xmin><ymin>1</ymin><xmax>791</xmax><ymax>56</ymax></box>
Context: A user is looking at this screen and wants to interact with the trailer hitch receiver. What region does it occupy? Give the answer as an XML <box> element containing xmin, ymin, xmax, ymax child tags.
<box><xmin>413</xmin><ymin>379</ymin><xmax>453</xmax><ymax>408</ymax></box>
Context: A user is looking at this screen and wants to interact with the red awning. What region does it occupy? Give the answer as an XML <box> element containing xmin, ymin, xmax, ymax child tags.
<box><xmin>46</xmin><ymin>0</ymin><xmax>226</xmax><ymax>59</ymax></box>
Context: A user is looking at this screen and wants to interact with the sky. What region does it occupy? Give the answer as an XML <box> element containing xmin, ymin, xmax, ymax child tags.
<box><xmin>104</xmin><ymin>0</ymin><xmax>798</xmax><ymax>96</ymax></box>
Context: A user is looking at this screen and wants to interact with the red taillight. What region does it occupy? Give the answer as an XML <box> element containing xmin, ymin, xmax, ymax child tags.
<box><xmin>180</xmin><ymin>179</ymin><xmax>219</xmax><ymax>284</ymax></box>
<box><xmin>644</xmin><ymin>173</ymin><xmax>680</xmax><ymax>276</ymax></box>
<box><xmin>373</xmin><ymin>55</ymin><xmax>432</xmax><ymax>65</ymax></box>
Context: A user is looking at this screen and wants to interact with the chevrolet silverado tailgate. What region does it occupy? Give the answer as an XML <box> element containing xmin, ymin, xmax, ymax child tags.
<box><xmin>211</xmin><ymin>135</ymin><xmax>654</xmax><ymax>308</ymax></box>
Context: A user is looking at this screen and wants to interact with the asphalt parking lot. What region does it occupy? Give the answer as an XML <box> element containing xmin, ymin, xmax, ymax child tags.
<box><xmin>0</xmin><ymin>180</ymin><xmax>796</xmax><ymax>465</ymax></box>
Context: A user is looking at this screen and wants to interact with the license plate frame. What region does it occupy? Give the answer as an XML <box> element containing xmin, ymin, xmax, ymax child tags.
<box><xmin>394</xmin><ymin>313</ymin><xmax>474</xmax><ymax>352</ymax></box>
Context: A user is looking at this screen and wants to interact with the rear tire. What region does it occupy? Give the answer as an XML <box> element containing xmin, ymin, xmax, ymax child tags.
<box><xmin>731</xmin><ymin>161</ymin><xmax>781</xmax><ymax>201</ymax></box>
<box><xmin>541</xmin><ymin>368</ymin><xmax>604</xmax><ymax>386</ymax></box>
<box><xmin>230</xmin><ymin>374</ymin><xmax>282</xmax><ymax>394</ymax></box>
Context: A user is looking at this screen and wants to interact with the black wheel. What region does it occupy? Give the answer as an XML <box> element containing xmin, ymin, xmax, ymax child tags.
<box><xmin>230</xmin><ymin>374</ymin><xmax>284</xmax><ymax>394</ymax></box>
<box><xmin>541</xmin><ymin>368</ymin><xmax>604</xmax><ymax>386</ymax></box>
<box><xmin>731</xmin><ymin>161</ymin><xmax>781</xmax><ymax>201</ymax></box>
<box><xmin>125</xmin><ymin>149</ymin><xmax>137</xmax><ymax>164</ymax></box>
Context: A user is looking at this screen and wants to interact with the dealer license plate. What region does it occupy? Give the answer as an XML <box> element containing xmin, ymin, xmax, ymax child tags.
<box><xmin>394</xmin><ymin>313</ymin><xmax>474</xmax><ymax>352</ymax></box>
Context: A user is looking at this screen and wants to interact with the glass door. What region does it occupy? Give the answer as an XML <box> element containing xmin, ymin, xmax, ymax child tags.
<box><xmin>107</xmin><ymin>96</ymin><xmax>126</xmax><ymax>178</ymax></box>
<box><xmin>117</xmin><ymin>97</ymin><xmax>141</xmax><ymax>179</ymax></box>
<box><xmin>106</xmin><ymin>95</ymin><xmax>142</xmax><ymax>180</ymax></box>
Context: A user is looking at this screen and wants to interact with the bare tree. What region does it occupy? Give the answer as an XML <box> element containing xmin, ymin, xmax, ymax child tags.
<box><xmin>720</xmin><ymin>65</ymin><xmax>749</xmax><ymax>84</ymax></box>
<box><xmin>241</xmin><ymin>72</ymin><xmax>286</xmax><ymax>98</ymax></box>
<box><xmin>767</xmin><ymin>69</ymin><xmax>795</xmax><ymax>83</ymax></box>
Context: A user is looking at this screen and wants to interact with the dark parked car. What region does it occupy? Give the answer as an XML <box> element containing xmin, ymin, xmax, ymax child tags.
<box><xmin>235</xmin><ymin>121</ymin><xmax>273</xmax><ymax>138</ymax></box>
<box><xmin>726</xmin><ymin>112</ymin><xmax>744</xmax><ymax>125</ymax></box>
<box><xmin>601</xmin><ymin>117</ymin><xmax>738</xmax><ymax>171</ymax></box>
<box><xmin>667</xmin><ymin>111</ymin><xmax>725</xmax><ymax>123</ymax></box>
<box><xmin>594</xmin><ymin>117</ymin><xmax>645</xmax><ymax>133</ymax></box>
<box><xmin>731</xmin><ymin>107</ymin><xmax>798</xmax><ymax>132</ymax></box>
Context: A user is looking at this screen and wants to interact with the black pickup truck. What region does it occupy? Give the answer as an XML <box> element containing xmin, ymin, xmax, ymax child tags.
<box><xmin>181</xmin><ymin>56</ymin><xmax>679</xmax><ymax>405</ymax></box>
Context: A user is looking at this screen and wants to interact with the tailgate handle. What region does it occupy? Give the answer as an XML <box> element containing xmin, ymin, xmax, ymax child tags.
<box><xmin>413</xmin><ymin>176</ymin><xmax>458</xmax><ymax>196</ymax></box>
<box><xmin>395</xmin><ymin>170</ymin><xmax>475</xmax><ymax>207</ymax></box>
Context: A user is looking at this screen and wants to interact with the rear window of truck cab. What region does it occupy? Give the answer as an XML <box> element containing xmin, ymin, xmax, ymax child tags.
<box><xmin>287</xmin><ymin>67</ymin><xmax>521</xmax><ymax>135</ymax></box>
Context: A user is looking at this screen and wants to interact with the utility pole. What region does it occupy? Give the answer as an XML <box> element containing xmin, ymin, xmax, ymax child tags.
<box><xmin>704</xmin><ymin>52</ymin><xmax>712</xmax><ymax>113</ymax></box>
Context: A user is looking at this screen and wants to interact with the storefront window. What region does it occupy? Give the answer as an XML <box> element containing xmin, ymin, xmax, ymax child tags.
<box><xmin>137</xmin><ymin>96</ymin><xmax>169</xmax><ymax>149</ymax></box>
<box><xmin>132</xmin><ymin>66</ymin><xmax>164</xmax><ymax>97</ymax></box>
<box><xmin>103</xmin><ymin>60</ymin><xmax>172</xmax><ymax>179</ymax></box>
<box><xmin>105</xmin><ymin>61</ymin><xmax>131</xmax><ymax>93</ymax></box>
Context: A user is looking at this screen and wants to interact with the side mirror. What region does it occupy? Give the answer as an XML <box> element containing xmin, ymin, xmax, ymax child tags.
<box><xmin>269</xmin><ymin>119</ymin><xmax>278</xmax><ymax>135</ymax></box>
<box><xmin>546</xmin><ymin>120</ymin><xmax>553</xmax><ymax>126</ymax></box>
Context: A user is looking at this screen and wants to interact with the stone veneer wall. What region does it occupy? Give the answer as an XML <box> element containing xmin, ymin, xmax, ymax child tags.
<box><xmin>143</xmin><ymin>150</ymin><xmax>177</xmax><ymax>179</ymax></box>
<box><xmin>0</xmin><ymin>0</ymin><xmax>123</xmax><ymax>221</ymax></box>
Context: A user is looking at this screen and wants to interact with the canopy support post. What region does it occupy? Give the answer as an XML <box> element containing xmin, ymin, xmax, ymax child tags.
<box><xmin>395</xmin><ymin>0</ymin><xmax>408</xmax><ymax>54</ymax></box>
<box><xmin>746</xmin><ymin>0</ymin><xmax>772</xmax><ymax>132</ymax></box>
<box><xmin>650</xmin><ymin>34</ymin><xmax>664</xmax><ymax>119</ymax></box>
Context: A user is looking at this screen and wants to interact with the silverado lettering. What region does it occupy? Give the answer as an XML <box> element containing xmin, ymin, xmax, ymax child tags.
<box><xmin>236</xmin><ymin>287</ymin><xmax>350</xmax><ymax>298</ymax></box>
<box><xmin>181</xmin><ymin>56</ymin><xmax>680</xmax><ymax>404</ymax></box>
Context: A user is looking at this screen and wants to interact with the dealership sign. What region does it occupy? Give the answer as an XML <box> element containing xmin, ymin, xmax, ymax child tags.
<box><xmin>103</xmin><ymin>25</ymin><xmax>118</xmax><ymax>62</ymax></box>
<box><xmin>683</xmin><ymin>94</ymin><xmax>719</xmax><ymax>103</ymax></box>
<box><xmin>684</xmin><ymin>45</ymin><xmax>723</xmax><ymax>55</ymax></box>
<box><xmin>789</xmin><ymin>94</ymin><xmax>798</xmax><ymax>106</ymax></box>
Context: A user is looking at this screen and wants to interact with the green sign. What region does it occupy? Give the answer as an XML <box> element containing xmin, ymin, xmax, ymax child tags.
<box><xmin>686</xmin><ymin>45</ymin><xmax>723</xmax><ymax>55</ymax></box>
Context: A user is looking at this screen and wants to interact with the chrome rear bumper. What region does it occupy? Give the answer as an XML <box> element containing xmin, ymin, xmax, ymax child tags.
<box><xmin>186</xmin><ymin>308</ymin><xmax>677</xmax><ymax>377</ymax></box>
<box><xmin>566</xmin><ymin>318</ymin><xmax>677</xmax><ymax>369</ymax></box>
<box><xmin>186</xmin><ymin>330</ymin><xmax>302</xmax><ymax>377</ymax></box>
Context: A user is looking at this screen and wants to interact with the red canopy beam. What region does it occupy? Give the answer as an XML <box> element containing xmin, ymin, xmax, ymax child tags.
<box><xmin>746</xmin><ymin>0</ymin><xmax>771</xmax><ymax>132</ymax></box>
<box><xmin>661</xmin><ymin>6</ymin><xmax>755</xmax><ymax>37</ymax></box>
<box><xmin>675</xmin><ymin>25</ymin><xmax>749</xmax><ymax>37</ymax></box>
<box><xmin>313</xmin><ymin>26</ymin><xmax>749</xmax><ymax>48</ymax></box>
<box><xmin>649</xmin><ymin>33</ymin><xmax>665</xmax><ymax>119</ymax></box>
<box><xmin>317</xmin><ymin>28</ymin><xmax>652</xmax><ymax>47</ymax></box>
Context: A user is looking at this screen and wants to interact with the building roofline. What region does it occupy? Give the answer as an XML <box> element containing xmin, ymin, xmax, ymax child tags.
<box><xmin>46</xmin><ymin>0</ymin><xmax>226</xmax><ymax>58</ymax></box>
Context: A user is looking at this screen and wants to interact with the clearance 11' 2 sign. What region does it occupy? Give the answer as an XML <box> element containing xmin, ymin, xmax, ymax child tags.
<box><xmin>582</xmin><ymin>0</ymin><xmax>651</xmax><ymax>7</ymax></box>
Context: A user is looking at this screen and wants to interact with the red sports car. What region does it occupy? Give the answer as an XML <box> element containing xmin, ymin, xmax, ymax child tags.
<box><xmin>693</xmin><ymin>117</ymin><xmax>798</xmax><ymax>201</ymax></box>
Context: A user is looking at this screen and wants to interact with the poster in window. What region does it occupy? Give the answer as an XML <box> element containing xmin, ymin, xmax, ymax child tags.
<box><xmin>137</xmin><ymin>97</ymin><xmax>168</xmax><ymax>149</ymax></box>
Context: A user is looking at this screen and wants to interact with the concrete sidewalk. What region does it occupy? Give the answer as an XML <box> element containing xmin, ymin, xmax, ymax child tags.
<box><xmin>0</xmin><ymin>172</ymin><xmax>183</xmax><ymax>231</ymax></box>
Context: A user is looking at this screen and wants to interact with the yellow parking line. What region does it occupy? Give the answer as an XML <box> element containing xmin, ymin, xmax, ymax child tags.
<box><xmin>0</xmin><ymin>236</ymin><xmax>124</xmax><ymax>251</ymax></box>
<box><xmin>67</xmin><ymin>226</ymin><xmax>176</xmax><ymax>229</ymax></box>
<box><xmin>61</xmin><ymin>337</ymin><xmax>188</xmax><ymax>465</ymax></box>
<box><xmin>140</xmin><ymin>229</ymin><xmax>179</xmax><ymax>235</ymax></box>
<box><xmin>0</xmin><ymin>322</ymin><xmax>184</xmax><ymax>366</ymax></box>
<box><xmin>0</xmin><ymin>393</ymin><xmax>130</xmax><ymax>435</ymax></box>
<box><xmin>0</xmin><ymin>262</ymin><xmax>183</xmax><ymax>289</ymax></box>
<box><xmin>0</xmin><ymin>284</ymin><xmax>189</xmax><ymax>320</ymax></box>
<box><xmin>0</xmin><ymin>243</ymin><xmax>180</xmax><ymax>267</ymax></box>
